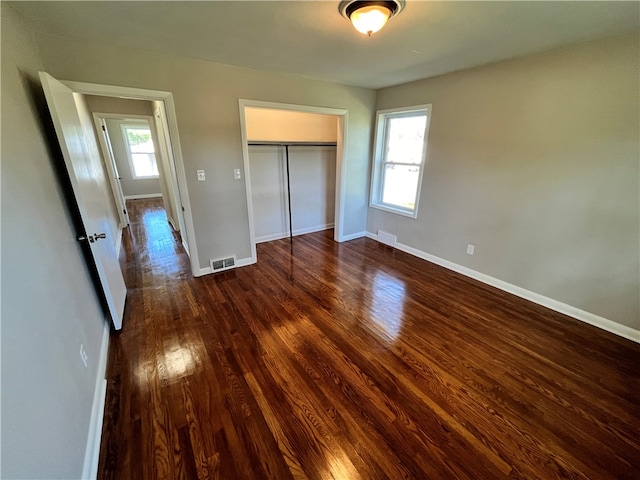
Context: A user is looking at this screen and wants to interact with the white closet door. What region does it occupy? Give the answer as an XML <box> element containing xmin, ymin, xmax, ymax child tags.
<box><xmin>249</xmin><ymin>145</ymin><xmax>336</xmax><ymax>243</ymax></box>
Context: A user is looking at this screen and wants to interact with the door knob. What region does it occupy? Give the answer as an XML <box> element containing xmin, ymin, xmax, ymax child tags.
<box><xmin>77</xmin><ymin>234</ymin><xmax>96</xmax><ymax>243</ymax></box>
<box><xmin>93</xmin><ymin>233</ymin><xmax>107</xmax><ymax>240</ymax></box>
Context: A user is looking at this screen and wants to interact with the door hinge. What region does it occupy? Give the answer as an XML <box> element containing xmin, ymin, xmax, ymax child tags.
<box><xmin>181</xmin><ymin>206</ymin><xmax>185</xmax><ymax>212</ymax></box>
<box><xmin>123</xmin><ymin>209</ymin><xmax>127</xmax><ymax>215</ymax></box>
<box><xmin>101</xmin><ymin>125</ymin><xmax>106</xmax><ymax>131</ymax></box>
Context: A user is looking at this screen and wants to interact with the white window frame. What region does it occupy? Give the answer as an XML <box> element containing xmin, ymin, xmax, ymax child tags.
<box><xmin>369</xmin><ymin>104</ymin><xmax>432</xmax><ymax>218</ymax></box>
<box><xmin>120</xmin><ymin>123</ymin><xmax>159</xmax><ymax>180</ymax></box>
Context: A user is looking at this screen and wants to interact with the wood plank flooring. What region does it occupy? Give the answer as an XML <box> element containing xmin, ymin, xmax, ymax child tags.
<box><xmin>98</xmin><ymin>198</ymin><xmax>640</xmax><ymax>479</ymax></box>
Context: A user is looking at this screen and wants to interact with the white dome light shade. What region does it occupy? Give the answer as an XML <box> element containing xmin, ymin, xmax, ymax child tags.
<box><xmin>350</xmin><ymin>5</ymin><xmax>391</xmax><ymax>36</ymax></box>
<box><xmin>339</xmin><ymin>1</ymin><xmax>405</xmax><ymax>37</ymax></box>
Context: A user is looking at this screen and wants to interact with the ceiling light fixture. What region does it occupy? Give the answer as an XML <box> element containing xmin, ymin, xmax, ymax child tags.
<box><xmin>339</xmin><ymin>0</ymin><xmax>405</xmax><ymax>36</ymax></box>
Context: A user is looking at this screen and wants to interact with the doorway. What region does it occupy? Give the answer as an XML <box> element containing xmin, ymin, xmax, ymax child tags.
<box><xmin>93</xmin><ymin>110</ymin><xmax>183</xmax><ymax>258</ymax></box>
<box><xmin>238</xmin><ymin>100</ymin><xmax>348</xmax><ymax>262</ymax></box>
<box><xmin>92</xmin><ymin>109</ymin><xmax>181</xmax><ymax>243</ymax></box>
<box><xmin>61</xmin><ymin>79</ymin><xmax>200</xmax><ymax>276</ymax></box>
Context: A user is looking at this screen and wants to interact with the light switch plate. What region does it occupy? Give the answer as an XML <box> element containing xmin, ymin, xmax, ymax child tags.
<box><xmin>234</xmin><ymin>168</ymin><xmax>241</xmax><ymax>180</ymax></box>
<box><xmin>197</xmin><ymin>170</ymin><xmax>205</xmax><ymax>181</ymax></box>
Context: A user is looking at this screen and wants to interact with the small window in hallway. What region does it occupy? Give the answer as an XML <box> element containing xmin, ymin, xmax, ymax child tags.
<box><xmin>122</xmin><ymin>124</ymin><xmax>159</xmax><ymax>179</ymax></box>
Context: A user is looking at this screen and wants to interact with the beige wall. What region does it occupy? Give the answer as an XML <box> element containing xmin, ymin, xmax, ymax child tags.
<box><xmin>1</xmin><ymin>4</ymin><xmax>107</xmax><ymax>477</ymax></box>
<box><xmin>34</xmin><ymin>33</ymin><xmax>376</xmax><ymax>268</ymax></box>
<box><xmin>370</xmin><ymin>32</ymin><xmax>640</xmax><ymax>329</ymax></box>
<box><xmin>246</xmin><ymin>108</ymin><xmax>338</xmax><ymax>143</ymax></box>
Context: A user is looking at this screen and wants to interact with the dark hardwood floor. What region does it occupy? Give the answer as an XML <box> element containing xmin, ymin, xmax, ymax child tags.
<box><xmin>98</xmin><ymin>198</ymin><xmax>640</xmax><ymax>479</ymax></box>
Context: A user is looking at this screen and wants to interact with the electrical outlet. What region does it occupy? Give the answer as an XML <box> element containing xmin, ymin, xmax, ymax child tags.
<box><xmin>197</xmin><ymin>170</ymin><xmax>205</xmax><ymax>181</ymax></box>
<box><xmin>79</xmin><ymin>344</ymin><xmax>88</xmax><ymax>368</ymax></box>
<box><xmin>466</xmin><ymin>244</ymin><xmax>475</xmax><ymax>255</ymax></box>
<box><xmin>234</xmin><ymin>168</ymin><xmax>241</xmax><ymax>180</ymax></box>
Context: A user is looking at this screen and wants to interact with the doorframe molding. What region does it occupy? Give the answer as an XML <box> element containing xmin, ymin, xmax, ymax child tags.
<box><xmin>238</xmin><ymin>99</ymin><xmax>349</xmax><ymax>263</ymax></box>
<box><xmin>63</xmin><ymin>80</ymin><xmax>200</xmax><ymax>277</ymax></box>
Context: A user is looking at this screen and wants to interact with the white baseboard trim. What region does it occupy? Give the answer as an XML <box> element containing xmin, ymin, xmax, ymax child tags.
<box><xmin>82</xmin><ymin>323</ymin><xmax>110</xmax><ymax>479</ymax></box>
<box><xmin>365</xmin><ymin>231</ymin><xmax>639</xmax><ymax>343</ymax></box>
<box><xmin>236</xmin><ymin>256</ymin><xmax>257</xmax><ymax>268</ymax></box>
<box><xmin>198</xmin><ymin>256</ymin><xmax>256</xmax><ymax>276</ymax></box>
<box><xmin>339</xmin><ymin>231</ymin><xmax>367</xmax><ymax>242</ymax></box>
<box><xmin>123</xmin><ymin>193</ymin><xmax>162</xmax><ymax>200</ymax></box>
<box><xmin>255</xmin><ymin>223</ymin><xmax>334</xmax><ymax>244</ymax></box>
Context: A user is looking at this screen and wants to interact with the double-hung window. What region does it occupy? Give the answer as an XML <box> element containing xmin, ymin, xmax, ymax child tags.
<box><xmin>121</xmin><ymin>124</ymin><xmax>159</xmax><ymax>179</ymax></box>
<box><xmin>369</xmin><ymin>104</ymin><xmax>431</xmax><ymax>218</ymax></box>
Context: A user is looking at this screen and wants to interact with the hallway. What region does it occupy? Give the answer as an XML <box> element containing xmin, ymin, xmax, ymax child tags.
<box><xmin>98</xmin><ymin>199</ymin><xmax>640</xmax><ymax>480</ymax></box>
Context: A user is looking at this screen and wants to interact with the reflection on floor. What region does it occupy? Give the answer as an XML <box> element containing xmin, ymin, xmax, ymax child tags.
<box><xmin>122</xmin><ymin>198</ymin><xmax>185</xmax><ymax>278</ymax></box>
<box><xmin>99</xmin><ymin>197</ymin><xmax>640</xmax><ymax>480</ymax></box>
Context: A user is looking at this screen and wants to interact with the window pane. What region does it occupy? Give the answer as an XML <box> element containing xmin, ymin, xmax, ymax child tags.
<box><xmin>385</xmin><ymin>115</ymin><xmax>426</xmax><ymax>165</ymax></box>
<box><xmin>381</xmin><ymin>164</ymin><xmax>420</xmax><ymax>210</ymax></box>
<box><xmin>131</xmin><ymin>153</ymin><xmax>159</xmax><ymax>177</ymax></box>
<box><xmin>125</xmin><ymin>127</ymin><xmax>154</xmax><ymax>153</ymax></box>
<box><xmin>370</xmin><ymin>105</ymin><xmax>431</xmax><ymax>217</ymax></box>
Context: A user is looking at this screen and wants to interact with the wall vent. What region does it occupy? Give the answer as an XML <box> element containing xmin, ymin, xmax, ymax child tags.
<box><xmin>377</xmin><ymin>230</ymin><xmax>397</xmax><ymax>247</ymax></box>
<box><xmin>210</xmin><ymin>255</ymin><xmax>236</xmax><ymax>273</ymax></box>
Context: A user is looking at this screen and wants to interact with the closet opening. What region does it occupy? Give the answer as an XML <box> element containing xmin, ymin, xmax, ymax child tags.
<box><xmin>247</xmin><ymin>141</ymin><xmax>337</xmax><ymax>244</ymax></box>
<box><xmin>239</xmin><ymin>100</ymin><xmax>348</xmax><ymax>263</ymax></box>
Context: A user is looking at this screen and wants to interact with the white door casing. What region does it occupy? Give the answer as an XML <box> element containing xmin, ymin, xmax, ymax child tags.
<box><xmin>39</xmin><ymin>72</ymin><xmax>127</xmax><ymax>330</ymax></box>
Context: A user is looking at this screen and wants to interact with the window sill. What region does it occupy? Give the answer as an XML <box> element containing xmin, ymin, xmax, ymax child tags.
<box><xmin>369</xmin><ymin>202</ymin><xmax>417</xmax><ymax>219</ymax></box>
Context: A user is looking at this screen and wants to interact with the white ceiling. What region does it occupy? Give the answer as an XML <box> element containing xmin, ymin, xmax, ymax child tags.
<box><xmin>11</xmin><ymin>1</ymin><xmax>640</xmax><ymax>89</ymax></box>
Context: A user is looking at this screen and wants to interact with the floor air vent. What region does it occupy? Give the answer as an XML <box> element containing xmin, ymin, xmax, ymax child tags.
<box><xmin>210</xmin><ymin>255</ymin><xmax>236</xmax><ymax>273</ymax></box>
<box><xmin>377</xmin><ymin>230</ymin><xmax>397</xmax><ymax>247</ymax></box>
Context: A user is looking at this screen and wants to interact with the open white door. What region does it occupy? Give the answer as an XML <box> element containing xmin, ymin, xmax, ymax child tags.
<box><xmin>40</xmin><ymin>72</ymin><xmax>127</xmax><ymax>330</ymax></box>
<box><xmin>95</xmin><ymin>116</ymin><xmax>130</xmax><ymax>227</ymax></box>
